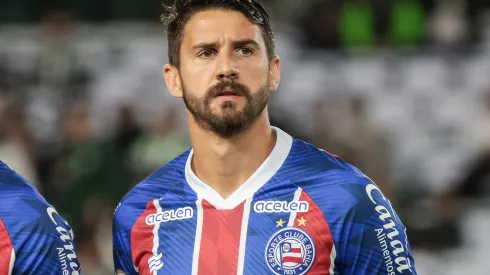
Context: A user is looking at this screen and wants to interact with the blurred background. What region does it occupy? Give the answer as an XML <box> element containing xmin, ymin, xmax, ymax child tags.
<box><xmin>0</xmin><ymin>0</ymin><xmax>490</xmax><ymax>274</ymax></box>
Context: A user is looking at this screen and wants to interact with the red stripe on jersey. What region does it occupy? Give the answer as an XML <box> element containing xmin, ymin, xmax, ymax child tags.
<box><xmin>291</xmin><ymin>248</ymin><xmax>301</xmax><ymax>253</ymax></box>
<box><xmin>197</xmin><ymin>200</ymin><xmax>244</xmax><ymax>275</ymax></box>
<box><xmin>293</xmin><ymin>191</ymin><xmax>335</xmax><ymax>275</ymax></box>
<box><xmin>131</xmin><ymin>200</ymin><xmax>158</xmax><ymax>275</ymax></box>
<box><xmin>0</xmin><ymin>218</ymin><xmax>14</xmax><ymax>275</ymax></box>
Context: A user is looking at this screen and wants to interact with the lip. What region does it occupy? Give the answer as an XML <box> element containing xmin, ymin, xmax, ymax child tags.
<box><xmin>214</xmin><ymin>87</ymin><xmax>241</xmax><ymax>98</ymax></box>
<box><xmin>215</xmin><ymin>94</ymin><xmax>242</xmax><ymax>101</ymax></box>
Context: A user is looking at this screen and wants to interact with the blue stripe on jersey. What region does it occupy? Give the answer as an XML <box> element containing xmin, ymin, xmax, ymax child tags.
<box><xmin>242</xmin><ymin>177</ymin><xmax>299</xmax><ymax>274</ymax></box>
<box><xmin>157</xmin><ymin>181</ymin><xmax>198</xmax><ymax>274</ymax></box>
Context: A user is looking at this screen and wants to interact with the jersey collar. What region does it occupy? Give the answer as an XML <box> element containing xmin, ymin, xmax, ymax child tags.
<box><xmin>185</xmin><ymin>127</ymin><xmax>293</xmax><ymax>210</ymax></box>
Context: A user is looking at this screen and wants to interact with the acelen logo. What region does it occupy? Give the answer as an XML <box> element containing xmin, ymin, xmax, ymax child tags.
<box><xmin>253</xmin><ymin>200</ymin><xmax>309</xmax><ymax>213</ymax></box>
<box><xmin>145</xmin><ymin>206</ymin><xmax>194</xmax><ymax>225</ymax></box>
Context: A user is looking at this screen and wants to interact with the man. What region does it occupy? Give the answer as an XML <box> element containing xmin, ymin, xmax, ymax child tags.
<box><xmin>113</xmin><ymin>0</ymin><xmax>418</xmax><ymax>274</ymax></box>
<box><xmin>0</xmin><ymin>161</ymin><xmax>81</xmax><ymax>274</ymax></box>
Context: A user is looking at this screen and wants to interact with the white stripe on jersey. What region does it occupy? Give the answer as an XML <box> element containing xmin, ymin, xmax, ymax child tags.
<box><xmin>288</xmin><ymin>187</ymin><xmax>303</xmax><ymax>227</ymax></box>
<box><xmin>236</xmin><ymin>198</ymin><xmax>252</xmax><ymax>275</ymax></box>
<box><xmin>150</xmin><ymin>199</ymin><xmax>163</xmax><ymax>274</ymax></box>
<box><xmin>191</xmin><ymin>197</ymin><xmax>204</xmax><ymax>275</ymax></box>
<box><xmin>8</xmin><ymin>248</ymin><xmax>15</xmax><ymax>275</ymax></box>
<box><xmin>329</xmin><ymin>244</ymin><xmax>337</xmax><ymax>275</ymax></box>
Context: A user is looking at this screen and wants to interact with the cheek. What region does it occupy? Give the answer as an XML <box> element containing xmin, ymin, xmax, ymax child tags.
<box><xmin>243</xmin><ymin>64</ymin><xmax>269</xmax><ymax>89</ymax></box>
<box><xmin>181</xmin><ymin>68</ymin><xmax>212</xmax><ymax>96</ymax></box>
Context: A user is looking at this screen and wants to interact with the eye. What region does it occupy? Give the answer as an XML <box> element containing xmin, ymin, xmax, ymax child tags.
<box><xmin>238</xmin><ymin>47</ymin><xmax>253</xmax><ymax>56</ymax></box>
<box><xmin>198</xmin><ymin>50</ymin><xmax>215</xmax><ymax>58</ymax></box>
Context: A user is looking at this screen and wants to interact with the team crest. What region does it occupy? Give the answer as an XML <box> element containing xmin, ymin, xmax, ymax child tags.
<box><xmin>265</xmin><ymin>227</ymin><xmax>316</xmax><ymax>275</ymax></box>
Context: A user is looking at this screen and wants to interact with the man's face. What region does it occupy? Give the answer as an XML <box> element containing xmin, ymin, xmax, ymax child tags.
<box><xmin>172</xmin><ymin>9</ymin><xmax>278</xmax><ymax>138</ymax></box>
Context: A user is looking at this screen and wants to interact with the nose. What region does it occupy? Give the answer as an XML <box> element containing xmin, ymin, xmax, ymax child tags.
<box><xmin>218</xmin><ymin>68</ymin><xmax>238</xmax><ymax>81</ymax></box>
<box><xmin>216</xmin><ymin>55</ymin><xmax>239</xmax><ymax>81</ymax></box>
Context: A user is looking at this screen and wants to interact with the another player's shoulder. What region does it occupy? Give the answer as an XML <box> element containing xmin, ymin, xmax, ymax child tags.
<box><xmin>114</xmin><ymin>150</ymin><xmax>190</xmax><ymax>224</ymax></box>
<box><xmin>0</xmin><ymin>161</ymin><xmax>79</xmax><ymax>271</ymax></box>
<box><xmin>0</xmin><ymin>161</ymin><xmax>52</xmax><ymax>224</ymax></box>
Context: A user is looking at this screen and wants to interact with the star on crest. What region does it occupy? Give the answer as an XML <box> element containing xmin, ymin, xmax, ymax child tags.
<box><xmin>276</xmin><ymin>218</ymin><xmax>286</xmax><ymax>227</ymax></box>
<box><xmin>297</xmin><ymin>216</ymin><xmax>308</xmax><ymax>227</ymax></box>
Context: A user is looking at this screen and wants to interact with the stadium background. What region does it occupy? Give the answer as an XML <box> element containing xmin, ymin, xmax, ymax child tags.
<box><xmin>1</xmin><ymin>0</ymin><xmax>490</xmax><ymax>274</ymax></box>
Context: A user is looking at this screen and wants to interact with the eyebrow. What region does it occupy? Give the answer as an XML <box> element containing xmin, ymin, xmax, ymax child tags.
<box><xmin>191</xmin><ymin>39</ymin><xmax>261</xmax><ymax>51</ymax></box>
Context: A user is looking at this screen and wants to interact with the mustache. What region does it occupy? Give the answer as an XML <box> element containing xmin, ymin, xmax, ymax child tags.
<box><xmin>206</xmin><ymin>81</ymin><xmax>252</xmax><ymax>98</ymax></box>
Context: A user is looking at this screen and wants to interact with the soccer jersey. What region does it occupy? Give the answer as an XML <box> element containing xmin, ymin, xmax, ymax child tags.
<box><xmin>113</xmin><ymin>127</ymin><xmax>417</xmax><ymax>275</ymax></box>
<box><xmin>0</xmin><ymin>162</ymin><xmax>81</xmax><ymax>275</ymax></box>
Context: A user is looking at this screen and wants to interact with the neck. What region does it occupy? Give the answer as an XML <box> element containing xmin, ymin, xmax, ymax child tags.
<box><xmin>188</xmin><ymin>111</ymin><xmax>276</xmax><ymax>198</ymax></box>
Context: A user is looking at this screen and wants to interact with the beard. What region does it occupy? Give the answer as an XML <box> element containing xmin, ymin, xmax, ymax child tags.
<box><xmin>182</xmin><ymin>78</ymin><xmax>270</xmax><ymax>138</ymax></box>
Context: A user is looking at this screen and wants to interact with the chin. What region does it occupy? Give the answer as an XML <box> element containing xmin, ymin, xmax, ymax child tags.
<box><xmin>210</xmin><ymin>102</ymin><xmax>237</xmax><ymax>112</ymax></box>
<box><xmin>221</xmin><ymin>106</ymin><xmax>245</xmax><ymax>116</ymax></box>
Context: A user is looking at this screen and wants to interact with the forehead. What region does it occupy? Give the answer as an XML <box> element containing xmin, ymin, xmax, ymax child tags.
<box><xmin>181</xmin><ymin>9</ymin><xmax>265</xmax><ymax>47</ymax></box>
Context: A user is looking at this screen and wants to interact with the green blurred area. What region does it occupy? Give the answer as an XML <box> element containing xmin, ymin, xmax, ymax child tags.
<box><xmin>340</xmin><ymin>0</ymin><xmax>426</xmax><ymax>49</ymax></box>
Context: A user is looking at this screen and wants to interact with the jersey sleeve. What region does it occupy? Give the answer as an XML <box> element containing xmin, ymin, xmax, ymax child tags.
<box><xmin>5</xmin><ymin>205</ymin><xmax>82</xmax><ymax>274</ymax></box>
<box><xmin>338</xmin><ymin>181</ymin><xmax>417</xmax><ymax>275</ymax></box>
<box><xmin>113</xmin><ymin>203</ymin><xmax>139</xmax><ymax>275</ymax></box>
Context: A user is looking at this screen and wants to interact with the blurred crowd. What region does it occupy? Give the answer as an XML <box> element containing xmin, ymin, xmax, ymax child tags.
<box><xmin>1</xmin><ymin>0</ymin><xmax>490</xmax><ymax>274</ymax></box>
<box><xmin>0</xmin><ymin>11</ymin><xmax>190</xmax><ymax>274</ymax></box>
<box><xmin>4</xmin><ymin>0</ymin><xmax>490</xmax><ymax>48</ymax></box>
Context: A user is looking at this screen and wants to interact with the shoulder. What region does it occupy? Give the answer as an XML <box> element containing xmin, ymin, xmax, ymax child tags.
<box><xmin>114</xmin><ymin>150</ymin><xmax>190</xmax><ymax>228</ymax></box>
<box><xmin>284</xmin><ymin>139</ymin><xmax>373</xmax><ymax>190</ymax></box>
<box><xmin>282</xmin><ymin>139</ymin><xmax>387</xmax><ymax>216</ymax></box>
<box><xmin>284</xmin><ymin>141</ymin><xmax>417</xmax><ymax>271</ymax></box>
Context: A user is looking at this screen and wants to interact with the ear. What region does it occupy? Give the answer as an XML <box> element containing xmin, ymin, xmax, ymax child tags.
<box><xmin>163</xmin><ymin>64</ymin><xmax>183</xmax><ymax>98</ymax></box>
<box><xmin>268</xmin><ymin>56</ymin><xmax>281</xmax><ymax>92</ymax></box>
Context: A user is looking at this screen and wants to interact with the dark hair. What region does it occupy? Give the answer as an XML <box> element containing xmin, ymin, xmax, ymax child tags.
<box><xmin>161</xmin><ymin>0</ymin><xmax>275</xmax><ymax>67</ymax></box>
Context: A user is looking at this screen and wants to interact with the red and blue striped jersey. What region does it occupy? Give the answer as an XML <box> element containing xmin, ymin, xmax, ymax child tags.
<box><xmin>113</xmin><ymin>127</ymin><xmax>417</xmax><ymax>275</ymax></box>
<box><xmin>0</xmin><ymin>162</ymin><xmax>81</xmax><ymax>275</ymax></box>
